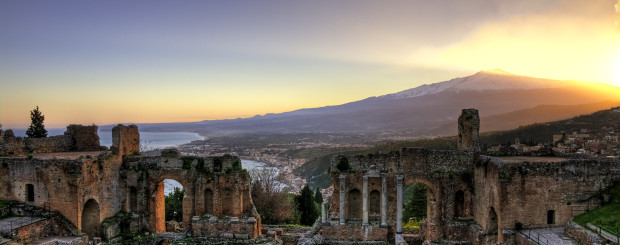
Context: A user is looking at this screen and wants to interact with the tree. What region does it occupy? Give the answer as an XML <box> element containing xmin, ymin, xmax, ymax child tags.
<box><xmin>314</xmin><ymin>187</ymin><xmax>323</xmax><ymax>204</ymax></box>
<box><xmin>250</xmin><ymin>168</ymin><xmax>296</xmax><ymax>224</ymax></box>
<box><xmin>403</xmin><ymin>183</ymin><xmax>427</xmax><ymax>221</ymax></box>
<box><xmin>165</xmin><ymin>187</ymin><xmax>184</xmax><ymax>222</ymax></box>
<box><xmin>26</xmin><ymin>106</ymin><xmax>47</xmax><ymax>138</ymax></box>
<box><xmin>296</xmin><ymin>184</ymin><xmax>319</xmax><ymax>226</ymax></box>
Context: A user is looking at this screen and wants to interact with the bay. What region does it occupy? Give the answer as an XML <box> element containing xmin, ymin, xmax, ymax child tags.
<box><xmin>9</xmin><ymin>129</ymin><xmax>203</xmax><ymax>150</ymax></box>
<box><xmin>98</xmin><ymin>131</ymin><xmax>204</xmax><ymax>150</ymax></box>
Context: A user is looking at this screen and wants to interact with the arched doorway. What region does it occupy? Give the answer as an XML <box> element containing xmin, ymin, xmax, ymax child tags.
<box><xmin>347</xmin><ymin>189</ymin><xmax>361</xmax><ymax>220</ymax></box>
<box><xmin>204</xmin><ymin>189</ymin><xmax>213</xmax><ymax>215</ymax></box>
<box><xmin>155</xmin><ymin>179</ymin><xmax>184</xmax><ymax>232</ymax></box>
<box><xmin>82</xmin><ymin>199</ymin><xmax>101</xmax><ymax>238</ymax></box>
<box><xmin>402</xmin><ymin>182</ymin><xmax>429</xmax><ymax>232</ymax></box>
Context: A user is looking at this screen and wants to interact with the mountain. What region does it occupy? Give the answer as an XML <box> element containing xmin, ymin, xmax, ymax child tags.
<box><xmin>111</xmin><ymin>70</ymin><xmax>620</xmax><ymax>137</ymax></box>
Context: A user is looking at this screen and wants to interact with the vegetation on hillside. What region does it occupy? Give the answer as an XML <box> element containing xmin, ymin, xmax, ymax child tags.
<box><xmin>573</xmin><ymin>182</ymin><xmax>620</xmax><ymax>236</ymax></box>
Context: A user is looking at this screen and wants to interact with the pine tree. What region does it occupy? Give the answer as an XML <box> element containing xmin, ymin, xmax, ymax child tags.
<box><xmin>314</xmin><ymin>187</ymin><xmax>323</xmax><ymax>204</ymax></box>
<box><xmin>165</xmin><ymin>187</ymin><xmax>184</xmax><ymax>222</ymax></box>
<box><xmin>296</xmin><ymin>185</ymin><xmax>319</xmax><ymax>226</ymax></box>
<box><xmin>26</xmin><ymin>106</ymin><xmax>47</xmax><ymax>138</ymax></box>
<box><xmin>403</xmin><ymin>183</ymin><xmax>427</xmax><ymax>220</ymax></box>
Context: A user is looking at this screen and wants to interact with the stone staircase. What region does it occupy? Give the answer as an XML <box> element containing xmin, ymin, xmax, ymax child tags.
<box><xmin>27</xmin><ymin>236</ymin><xmax>84</xmax><ymax>245</ymax></box>
<box><xmin>520</xmin><ymin>227</ymin><xmax>579</xmax><ymax>245</ymax></box>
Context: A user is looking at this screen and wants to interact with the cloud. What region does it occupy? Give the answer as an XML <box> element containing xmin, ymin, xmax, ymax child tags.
<box><xmin>413</xmin><ymin>0</ymin><xmax>620</xmax><ymax>84</ymax></box>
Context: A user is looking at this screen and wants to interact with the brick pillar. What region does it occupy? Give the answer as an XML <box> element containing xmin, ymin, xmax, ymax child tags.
<box><xmin>111</xmin><ymin>124</ymin><xmax>140</xmax><ymax>156</ymax></box>
<box><xmin>396</xmin><ymin>175</ymin><xmax>404</xmax><ymax>234</ymax></box>
<box><xmin>381</xmin><ymin>174</ymin><xmax>388</xmax><ymax>227</ymax></box>
<box><xmin>339</xmin><ymin>175</ymin><xmax>346</xmax><ymax>225</ymax></box>
<box><xmin>362</xmin><ymin>175</ymin><xmax>369</xmax><ymax>226</ymax></box>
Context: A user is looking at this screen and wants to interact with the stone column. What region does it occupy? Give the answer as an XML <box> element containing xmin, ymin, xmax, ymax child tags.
<box><xmin>381</xmin><ymin>174</ymin><xmax>388</xmax><ymax>227</ymax></box>
<box><xmin>339</xmin><ymin>175</ymin><xmax>346</xmax><ymax>225</ymax></box>
<box><xmin>362</xmin><ymin>175</ymin><xmax>369</xmax><ymax>226</ymax></box>
<box><xmin>396</xmin><ymin>175</ymin><xmax>404</xmax><ymax>234</ymax></box>
<box><xmin>321</xmin><ymin>202</ymin><xmax>327</xmax><ymax>224</ymax></box>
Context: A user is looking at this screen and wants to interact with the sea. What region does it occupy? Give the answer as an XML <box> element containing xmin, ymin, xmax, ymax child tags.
<box><xmin>8</xmin><ymin>128</ymin><xmax>204</xmax><ymax>151</ymax></box>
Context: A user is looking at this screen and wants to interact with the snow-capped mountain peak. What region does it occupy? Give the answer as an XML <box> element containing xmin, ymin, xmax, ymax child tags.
<box><xmin>381</xmin><ymin>69</ymin><xmax>576</xmax><ymax>100</ymax></box>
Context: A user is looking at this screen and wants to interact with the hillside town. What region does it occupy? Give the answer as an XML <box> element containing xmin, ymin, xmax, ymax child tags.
<box><xmin>487</xmin><ymin>127</ymin><xmax>620</xmax><ymax>158</ymax></box>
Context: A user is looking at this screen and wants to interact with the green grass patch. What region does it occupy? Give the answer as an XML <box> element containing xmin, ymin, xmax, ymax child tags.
<box><xmin>403</xmin><ymin>218</ymin><xmax>425</xmax><ymax>231</ymax></box>
<box><xmin>573</xmin><ymin>183</ymin><xmax>620</xmax><ymax>236</ymax></box>
<box><xmin>0</xmin><ymin>200</ymin><xmax>6</xmax><ymax>209</ymax></box>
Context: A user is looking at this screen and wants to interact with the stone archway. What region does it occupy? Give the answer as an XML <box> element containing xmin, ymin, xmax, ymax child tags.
<box><xmin>399</xmin><ymin>178</ymin><xmax>441</xmax><ymax>240</ymax></box>
<box><xmin>150</xmin><ymin>176</ymin><xmax>194</xmax><ymax>233</ymax></box>
<box><xmin>82</xmin><ymin>199</ymin><xmax>101</xmax><ymax>238</ymax></box>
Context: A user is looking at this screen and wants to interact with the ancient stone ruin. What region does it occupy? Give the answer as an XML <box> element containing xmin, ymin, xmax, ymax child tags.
<box><xmin>0</xmin><ymin>124</ymin><xmax>261</xmax><ymax>244</ymax></box>
<box><xmin>319</xmin><ymin>108</ymin><xmax>620</xmax><ymax>244</ymax></box>
<box><xmin>1</xmin><ymin>109</ymin><xmax>619</xmax><ymax>244</ymax></box>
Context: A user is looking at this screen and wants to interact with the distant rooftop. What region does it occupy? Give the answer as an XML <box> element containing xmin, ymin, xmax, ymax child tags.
<box><xmin>496</xmin><ymin>156</ymin><xmax>567</xmax><ymax>163</ymax></box>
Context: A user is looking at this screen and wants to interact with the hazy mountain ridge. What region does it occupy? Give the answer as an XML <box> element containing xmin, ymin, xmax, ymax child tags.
<box><xmin>106</xmin><ymin>70</ymin><xmax>620</xmax><ymax>137</ymax></box>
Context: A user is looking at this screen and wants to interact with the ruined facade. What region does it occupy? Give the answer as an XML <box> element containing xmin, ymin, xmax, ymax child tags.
<box><xmin>0</xmin><ymin>124</ymin><xmax>261</xmax><ymax>242</ymax></box>
<box><xmin>322</xmin><ymin>109</ymin><xmax>620</xmax><ymax>244</ymax></box>
<box><xmin>2</xmin><ymin>109</ymin><xmax>620</xmax><ymax>244</ymax></box>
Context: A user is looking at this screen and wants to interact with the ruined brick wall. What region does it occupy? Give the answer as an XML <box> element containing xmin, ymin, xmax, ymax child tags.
<box><xmin>0</xmin><ymin>152</ymin><xmax>125</xmax><ymax>239</ymax></box>
<box><xmin>472</xmin><ymin>157</ymin><xmax>620</xmax><ymax>243</ymax></box>
<box><xmin>328</xmin><ymin>148</ymin><xmax>476</xmax><ymax>242</ymax></box>
<box><xmin>472</xmin><ymin>157</ymin><xmax>501</xmax><ymax>242</ymax></box>
<box><xmin>24</xmin><ymin>136</ymin><xmax>73</xmax><ymax>153</ymax></box>
<box><xmin>122</xmin><ymin>154</ymin><xmax>260</xmax><ymax>237</ymax></box>
<box><xmin>65</xmin><ymin>125</ymin><xmax>101</xmax><ymax>151</ymax></box>
<box><xmin>0</xmin><ymin>129</ymin><xmax>25</xmax><ymax>156</ymax></box>
<box><xmin>0</xmin><ymin>124</ymin><xmax>101</xmax><ymax>156</ymax></box>
<box><xmin>496</xmin><ymin>159</ymin><xmax>620</xmax><ymax>230</ymax></box>
<box><xmin>458</xmin><ymin>108</ymin><xmax>480</xmax><ymax>152</ymax></box>
<box><xmin>111</xmin><ymin>125</ymin><xmax>139</xmax><ymax>156</ymax></box>
<box><xmin>320</xmin><ymin>225</ymin><xmax>388</xmax><ymax>241</ymax></box>
<box><xmin>191</xmin><ymin>217</ymin><xmax>259</xmax><ymax>238</ymax></box>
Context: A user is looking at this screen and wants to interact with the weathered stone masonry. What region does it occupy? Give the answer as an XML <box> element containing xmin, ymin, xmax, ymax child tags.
<box><xmin>322</xmin><ymin>108</ymin><xmax>620</xmax><ymax>244</ymax></box>
<box><xmin>0</xmin><ymin>124</ymin><xmax>261</xmax><ymax>241</ymax></box>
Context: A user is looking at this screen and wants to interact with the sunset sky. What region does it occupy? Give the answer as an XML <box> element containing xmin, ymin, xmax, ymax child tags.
<box><xmin>1</xmin><ymin>0</ymin><xmax>620</xmax><ymax>128</ymax></box>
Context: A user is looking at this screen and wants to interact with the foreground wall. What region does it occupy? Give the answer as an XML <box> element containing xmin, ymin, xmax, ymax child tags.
<box><xmin>473</xmin><ymin>157</ymin><xmax>620</xmax><ymax>242</ymax></box>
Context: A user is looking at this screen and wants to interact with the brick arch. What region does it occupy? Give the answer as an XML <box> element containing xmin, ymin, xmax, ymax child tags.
<box><xmin>401</xmin><ymin>177</ymin><xmax>441</xmax><ymax>240</ymax></box>
<box><xmin>81</xmin><ymin>199</ymin><xmax>101</xmax><ymax>238</ymax></box>
<box><xmin>148</xmin><ymin>174</ymin><xmax>196</xmax><ymax>233</ymax></box>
